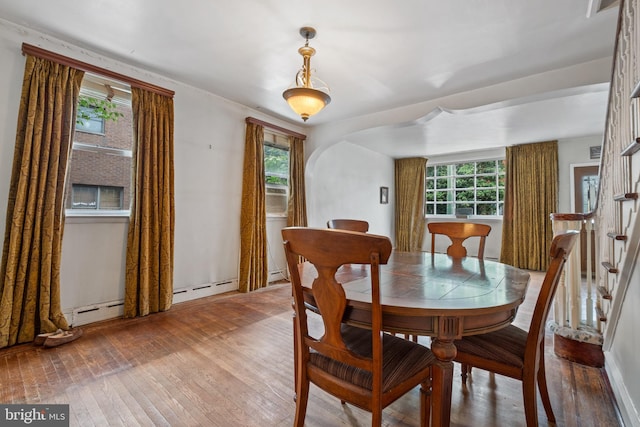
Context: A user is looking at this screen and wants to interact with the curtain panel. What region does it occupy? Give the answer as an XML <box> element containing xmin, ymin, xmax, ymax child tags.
<box><xmin>287</xmin><ymin>136</ymin><xmax>307</xmax><ymax>228</ymax></box>
<box><xmin>394</xmin><ymin>158</ymin><xmax>427</xmax><ymax>252</ymax></box>
<box><xmin>238</xmin><ymin>122</ymin><xmax>268</xmax><ymax>292</ymax></box>
<box><xmin>500</xmin><ymin>140</ymin><xmax>558</xmax><ymax>271</ymax></box>
<box><xmin>0</xmin><ymin>55</ymin><xmax>84</xmax><ymax>347</ymax></box>
<box><xmin>124</xmin><ymin>87</ymin><xmax>175</xmax><ymax>317</ymax></box>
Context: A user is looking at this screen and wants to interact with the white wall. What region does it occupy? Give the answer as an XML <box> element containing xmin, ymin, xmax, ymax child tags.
<box><xmin>0</xmin><ymin>20</ymin><xmax>304</xmax><ymax>318</ymax></box>
<box><xmin>305</xmin><ymin>141</ymin><xmax>395</xmax><ymax>239</ymax></box>
<box><xmin>557</xmin><ymin>135</ymin><xmax>603</xmax><ymax>213</ymax></box>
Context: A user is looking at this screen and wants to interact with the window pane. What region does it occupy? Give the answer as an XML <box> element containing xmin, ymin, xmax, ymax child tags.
<box><xmin>476</xmin><ymin>161</ymin><xmax>496</xmax><ymax>174</ymax></box>
<box><xmin>426</xmin><ymin>178</ymin><xmax>434</xmax><ymax>190</ymax></box>
<box><xmin>99</xmin><ymin>186</ymin><xmax>123</xmax><ymax>209</ymax></box>
<box><xmin>435</xmin><ymin>190</ymin><xmax>450</xmax><ymax>201</ymax></box>
<box><xmin>426</xmin><ymin>166</ymin><xmax>435</xmax><ymax>177</ymax></box>
<box><xmin>455</xmin><ymin>176</ymin><xmax>473</xmax><ymax>188</ymax></box>
<box><xmin>436</xmin><ymin>165</ymin><xmax>449</xmax><ymax>176</ymax></box>
<box><xmin>264</xmin><ymin>145</ymin><xmax>289</xmax><ymax>185</ymax></box>
<box><xmin>477</xmin><ymin>189</ymin><xmax>496</xmax><ymax>201</ymax></box>
<box><xmin>426</xmin><ymin>191</ymin><xmax>434</xmax><ymax>202</ymax></box>
<box><xmin>455</xmin><ymin>163</ymin><xmax>474</xmax><ymax>175</ymax></box>
<box><xmin>498</xmin><ymin>188</ymin><xmax>505</xmax><ymax>201</ymax></box>
<box><xmin>425</xmin><ymin>204</ymin><xmax>434</xmax><ymax>215</ymax></box>
<box><xmin>76</xmin><ymin>106</ymin><xmax>105</xmax><ymax>134</ymax></box>
<box><xmin>436</xmin><ymin>203</ymin><xmax>451</xmax><ymax>214</ymax></box>
<box><xmin>72</xmin><ymin>185</ymin><xmax>97</xmax><ymax>209</ymax></box>
<box><xmin>455</xmin><ymin>203</ymin><xmax>474</xmax><ymax>212</ymax></box>
<box><xmin>455</xmin><ymin>190</ymin><xmax>474</xmax><ymax>201</ymax></box>
<box><xmin>477</xmin><ymin>203</ymin><xmax>497</xmax><ymax>215</ymax></box>
<box><xmin>476</xmin><ymin>175</ymin><xmax>495</xmax><ymax>188</ymax></box>
<box><xmin>436</xmin><ymin>178</ymin><xmax>450</xmax><ymax>189</ymax></box>
<box><xmin>498</xmin><ymin>160</ymin><xmax>506</xmax><ymax>173</ymax></box>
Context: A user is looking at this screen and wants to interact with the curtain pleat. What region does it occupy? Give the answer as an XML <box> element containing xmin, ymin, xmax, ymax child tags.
<box><xmin>124</xmin><ymin>87</ymin><xmax>175</xmax><ymax>317</ymax></box>
<box><xmin>394</xmin><ymin>158</ymin><xmax>427</xmax><ymax>252</ymax></box>
<box><xmin>238</xmin><ymin>123</ymin><xmax>268</xmax><ymax>292</ymax></box>
<box><xmin>0</xmin><ymin>55</ymin><xmax>83</xmax><ymax>347</ymax></box>
<box><xmin>500</xmin><ymin>141</ymin><xmax>558</xmax><ymax>270</ymax></box>
<box><xmin>287</xmin><ymin>136</ymin><xmax>307</xmax><ymax>228</ymax></box>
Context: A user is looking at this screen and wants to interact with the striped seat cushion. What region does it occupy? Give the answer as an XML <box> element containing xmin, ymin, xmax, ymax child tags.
<box><xmin>309</xmin><ymin>325</ymin><xmax>435</xmax><ymax>392</ymax></box>
<box><xmin>454</xmin><ymin>325</ymin><xmax>528</xmax><ymax>368</ymax></box>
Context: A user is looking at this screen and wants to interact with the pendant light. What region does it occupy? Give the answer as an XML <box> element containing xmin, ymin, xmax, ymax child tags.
<box><xmin>282</xmin><ymin>27</ymin><xmax>331</xmax><ymax>122</ymax></box>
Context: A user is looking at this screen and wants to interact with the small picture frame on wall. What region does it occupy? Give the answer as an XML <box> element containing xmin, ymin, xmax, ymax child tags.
<box><xmin>380</xmin><ymin>186</ymin><xmax>389</xmax><ymax>204</ymax></box>
<box><xmin>590</xmin><ymin>145</ymin><xmax>601</xmax><ymax>160</ymax></box>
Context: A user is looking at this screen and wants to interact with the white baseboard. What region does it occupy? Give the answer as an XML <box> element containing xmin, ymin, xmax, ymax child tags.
<box><xmin>172</xmin><ymin>279</ymin><xmax>237</xmax><ymax>304</ymax></box>
<box><xmin>72</xmin><ymin>300</ymin><xmax>125</xmax><ymax>326</ymax></box>
<box><xmin>66</xmin><ymin>279</ymin><xmax>239</xmax><ymax>326</ymax></box>
<box><xmin>606</xmin><ymin>352</ymin><xmax>640</xmax><ymax>427</ymax></box>
<box><xmin>268</xmin><ymin>269</ymin><xmax>289</xmax><ymax>283</ymax></box>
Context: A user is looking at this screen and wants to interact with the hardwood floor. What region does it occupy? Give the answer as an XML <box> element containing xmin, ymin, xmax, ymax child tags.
<box><xmin>0</xmin><ymin>273</ymin><xmax>622</xmax><ymax>426</ymax></box>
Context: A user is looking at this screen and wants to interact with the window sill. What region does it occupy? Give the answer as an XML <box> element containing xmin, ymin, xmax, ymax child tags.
<box><xmin>65</xmin><ymin>210</ymin><xmax>130</xmax><ymax>224</ymax></box>
<box><xmin>425</xmin><ymin>215</ymin><xmax>503</xmax><ymax>221</ymax></box>
<box><xmin>267</xmin><ymin>214</ymin><xmax>287</xmax><ymax>220</ymax></box>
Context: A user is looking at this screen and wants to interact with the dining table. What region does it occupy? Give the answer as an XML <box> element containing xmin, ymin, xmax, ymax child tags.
<box><xmin>298</xmin><ymin>250</ymin><xmax>531</xmax><ymax>427</ymax></box>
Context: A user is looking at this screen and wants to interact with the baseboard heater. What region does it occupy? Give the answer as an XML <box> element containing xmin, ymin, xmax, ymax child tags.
<box><xmin>69</xmin><ymin>279</ymin><xmax>238</xmax><ymax>326</ymax></box>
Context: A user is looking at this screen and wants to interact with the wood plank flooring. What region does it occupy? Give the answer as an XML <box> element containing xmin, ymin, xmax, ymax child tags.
<box><xmin>0</xmin><ymin>273</ymin><xmax>622</xmax><ymax>426</ymax></box>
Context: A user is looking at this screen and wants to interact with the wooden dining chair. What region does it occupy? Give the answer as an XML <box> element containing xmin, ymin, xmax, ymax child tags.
<box><xmin>427</xmin><ymin>222</ymin><xmax>491</xmax><ymax>259</ymax></box>
<box><xmin>326</xmin><ymin>218</ymin><xmax>369</xmax><ymax>233</ymax></box>
<box><xmin>453</xmin><ymin>231</ymin><xmax>579</xmax><ymax>427</ymax></box>
<box><xmin>282</xmin><ymin>227</ymin><xmax>439</xmax><ymax>427</ymax></box>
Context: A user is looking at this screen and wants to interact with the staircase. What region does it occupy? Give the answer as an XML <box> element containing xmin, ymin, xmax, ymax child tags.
<box><xmin>550</xmin><ymin>0</ymin><xmax>640</xmax><ymax>368</ymax></box>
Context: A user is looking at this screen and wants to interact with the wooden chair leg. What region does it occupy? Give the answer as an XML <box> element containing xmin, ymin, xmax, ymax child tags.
<box><xmin>420</xmin><ymin>376</ymin><xmax>432</xmax><ymax>427</ymax></box>
<box><xmin>292</xmin><ymin>313</ymin><xmax>298</xmax><ymax>401</ymax></box>
<box><xmin>294</xmin><ymin>376</ymin><xmax>310</xmax><ymax>427</ymax></box>
<box><xmin>522</xmin><ymin>374</ymin><xmax>540</xmax><ymax>427</ymax></box>
<box><xmin>461</xmin><ymin>363</ymin><xmax>471</xmax><ymax>384</ymax></box>
<box><xmin>537</xmin><ymin>343</ymin><xmax>556</xmax><ymax>423</ymax></box>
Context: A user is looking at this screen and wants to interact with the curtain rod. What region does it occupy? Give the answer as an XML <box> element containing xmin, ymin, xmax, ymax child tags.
<box><xmin>22</xmin><ymin>43</ymin><xmax>175</xmax><ymax>98</ymax></box>
<box><xmin>245</xmin><ymin>117</ymin><xmax>306</xmax><ymax>140</ymax></box>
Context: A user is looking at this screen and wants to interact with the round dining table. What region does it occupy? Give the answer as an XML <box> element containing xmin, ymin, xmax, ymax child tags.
<box><xmin>298</xmin><ymin>251</ymin><xmax>531</xmax><ymax>427</ymax></box>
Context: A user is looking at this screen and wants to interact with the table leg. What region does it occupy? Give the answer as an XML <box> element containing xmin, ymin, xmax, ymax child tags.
<box><xmin>430</xmin><ymin>337</ymin><xmax>457</xmax><ymax>427</ymax></box>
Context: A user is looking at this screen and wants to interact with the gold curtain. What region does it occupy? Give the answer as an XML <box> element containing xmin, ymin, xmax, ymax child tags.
<box><xmin>0</xmin><ymin>55</ymin><xmax>83</xmax><ymax>347</ymax></box>
<box><xmin>394</xmin><ymin>158</ymin><xmax>427</xmax><ymax>251</ymax></box>
<box><xmin>124</xmin><ymin>87</ymin><xmax>175</xmax><ymax>317</ymax></box>
<box><xmin>238</xmin><ymin>122</ymin><xmax>268</xmax><ymax>292</ymax></box>
<box><xmin>500</xmin><ymin>140</ymin><xmax>558</xmax><ymax>270</ymax></box>
<box><xmin>287</xmin><ymin>136</ymin><xmax>307</xmax><ymax>227</ymax></box>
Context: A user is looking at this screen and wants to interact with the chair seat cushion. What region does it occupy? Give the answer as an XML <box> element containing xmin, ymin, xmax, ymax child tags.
<box><xmin>309</xmin><ymin>325</ymin><xmax>435</xmax><ymax>392</ymax></box>
<box><xmin>454</xmin><ymin>325</ymin><xmax>528</xmax><ymax>368</ymax></box>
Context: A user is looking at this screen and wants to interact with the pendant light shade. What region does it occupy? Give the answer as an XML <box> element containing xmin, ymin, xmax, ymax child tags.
<box><xmin>283</xmin><ymin>27</ymin><xmax>331</xmax><ymax>122</ymax></box>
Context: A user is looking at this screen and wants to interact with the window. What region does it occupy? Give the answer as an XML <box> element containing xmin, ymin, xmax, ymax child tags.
<box><xmin>264</xmin><ymin>131</ymin><xmax>290</xmax><ymax>216</ymax></box>
<box><xmin>65</xmin><ymin>73</ymin><xmax>133</xmax><ymax>215</ymax></box>
<box><xmin>71</xmin><ymin>184</ymin><xmax>124</xmax><ymax>210</ymax></box>
<box><xmin>425</xmin><ymin>159</ymin><xmax>505</xmax><ymax>216</ymax></box>
<box><xmin>75</xmin><ymin>105</ymin><xmax>105</xmax><ymax>134</ymax></box>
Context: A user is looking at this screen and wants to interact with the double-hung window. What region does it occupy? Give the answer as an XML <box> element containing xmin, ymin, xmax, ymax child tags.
<box><xmin>264</xmin><ymin>131</ymin><xmax>290</xmax><ymax>216</ymax></box>
<box><xmin>65</xmin><ymin>73</ymin><xmax>132</xmax><ymax>216</ymax></box>
<box><xmin>425</xmin><ymin>159</ymin><xmax>505</xmax><ymax>216</ymax></box>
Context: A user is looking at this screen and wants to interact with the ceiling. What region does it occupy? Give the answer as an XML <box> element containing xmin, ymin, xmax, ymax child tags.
<box><xmin>0</xmin><ymin>0</ymin><xmax>621</xmax><ymax>157</ymax></box>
